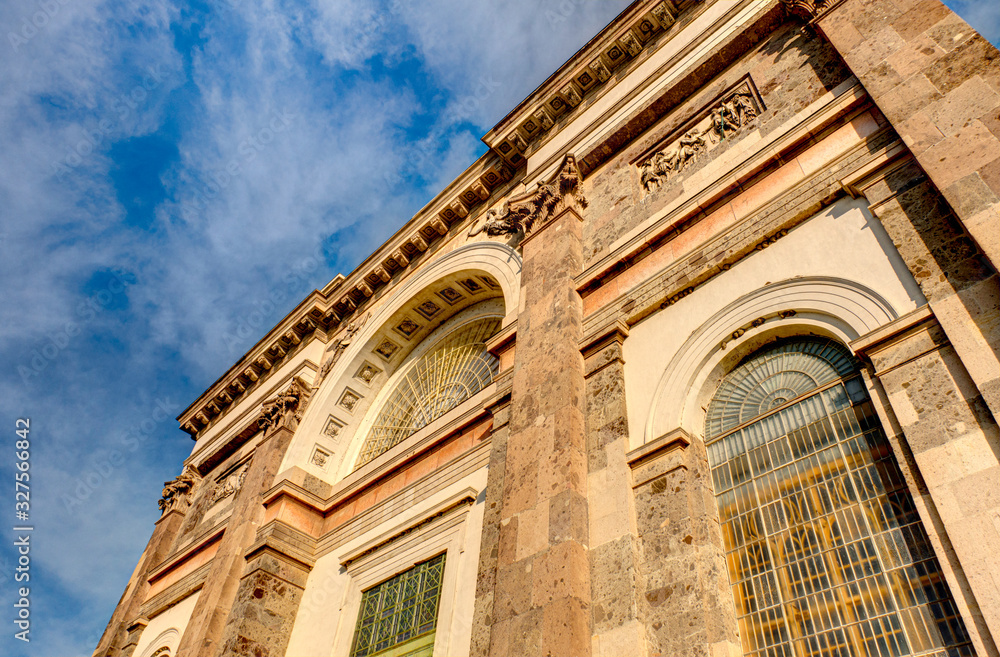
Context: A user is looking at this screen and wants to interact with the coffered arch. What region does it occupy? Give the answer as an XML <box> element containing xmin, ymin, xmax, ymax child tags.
<box><xmin>279</xmin><ymin>242</ymin><xmax>522</xmax><ymax>482</ymax></box>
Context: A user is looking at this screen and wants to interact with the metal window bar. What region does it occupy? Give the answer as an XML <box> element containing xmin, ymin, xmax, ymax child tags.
<box><xmin>357</xmin><ymin>317</ymin><xmax>501</xmax><ymax>468</ymax></box>
<box><xmin>350</xmin><ymin>553</ymin><xmax>446</xmax><ymax>657</ymax></box>
<box><xmin>705</xmin><ymin>339</ymin><xmax>975</xmax><ymax>657</ymax></box>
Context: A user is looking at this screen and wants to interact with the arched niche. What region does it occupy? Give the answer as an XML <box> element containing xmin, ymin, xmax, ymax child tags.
<box><xmin>642</xmin><ymin>276</ymin><xmax>899</xmax><ymax>446</ymax></box>
<box><xmin>281</xmin><ymin>242</ymin><xmax>521</xmax><ymax>482</ymax></box>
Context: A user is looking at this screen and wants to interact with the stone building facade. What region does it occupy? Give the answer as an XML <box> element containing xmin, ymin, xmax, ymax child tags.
<box><xmin>95</xmin><ymin>1</ymin><xmax>1000</xmax><ymax>656</ymax></box>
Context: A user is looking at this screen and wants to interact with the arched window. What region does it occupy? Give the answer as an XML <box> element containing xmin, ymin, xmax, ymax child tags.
<box><xmin>705</xmin><ymin>338</ymin><xmax>973</xmax><ymax>657</ymax></box>
<box><xmin>356</xmin><ymin>316</ymin><xmax>501</xmax><ymax>468</ymax></box>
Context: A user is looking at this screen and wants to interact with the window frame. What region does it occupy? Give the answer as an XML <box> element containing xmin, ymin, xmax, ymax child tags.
<box><xmin>331</xmin><ymin>489</ymin><xmax>479</xmax><ymax>657</ymax></box>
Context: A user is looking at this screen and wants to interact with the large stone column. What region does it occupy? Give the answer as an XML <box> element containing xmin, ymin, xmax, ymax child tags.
<box><xmin>809</xmin><ymin>0</ymin><xmax>1000</xmax><ymax>269</ymax></box>
<box><xmin>853</xmin><ymin>157</ymin><xmax>1000</xmax><ymax>423</ymax></box>
<box><xmin>489</xmin><ymin>157</ymin><xmax>592</xmax><ymax>657</ymax></box>
<box><xmin>176</xmin><ymin>377</ymin><xmax>311</xmax><ymax>657</ymax></box>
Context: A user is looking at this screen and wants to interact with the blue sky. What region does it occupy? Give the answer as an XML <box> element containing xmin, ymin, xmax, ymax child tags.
<box><xmin>0</xmin><ymin>1</ymin><xmax>997</xmax><ymax>655</ymax></box>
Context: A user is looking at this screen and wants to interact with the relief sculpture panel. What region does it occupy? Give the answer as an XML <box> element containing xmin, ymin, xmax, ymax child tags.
<box><xmin>639</xmin><ymin>80</ymin><xmax>762</xmax><ymax>195</ymax></box>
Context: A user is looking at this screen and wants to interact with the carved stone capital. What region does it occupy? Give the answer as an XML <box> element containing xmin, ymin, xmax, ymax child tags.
<box><xmin>467</xmin><ymin>154</ymin><xmax>586</xmax><ymax>245</ymax></box>
<box><xmin>158</xmin><ymin>465</ymin><xmax>200</xmax><ymax>515</ymax></box>
<box><xmin>258</xmin><ymin>375</ymin><xmax>313</xmax><ymax>434</ymax></box>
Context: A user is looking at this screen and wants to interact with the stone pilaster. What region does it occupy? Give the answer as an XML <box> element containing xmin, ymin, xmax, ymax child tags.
<box><xmin>628</xmin><ymin>431</ymin><xmax>741</xmax><ymax>657</ymax></box>
<box><xmin>854</xmin><ymin>308</ymin><xmax>1000</xmax><ymax>647</ymax></box>
<box><xmin>470</xmin><ymin>395</ymin><xmax>511</xmax><ymax>657</ymax></box>
<box><xmin>216</xmin><ymin>521</ymin><xmax>315</xmax><ymax>657</ymax></box>
<box><xmin>858</xmin><ymin>160</ymin><xmax>1000</xmax><ymax>422</ymax></box>
<box><xmin>582</xmin><ymin>321</ymin><xmax>646</xmax><ymax>657</ymax></box>
<box><xmin>176</xmin><ymin>378</ymin><xmax>310</xmax><ymax>657</ymax></box>
<box><xmin>174</xmin><ymin>428</ymin><xmax>295</xmax><ymax>657</ymax></box>
<box><xmin>93</xmin><ymin>507</ymin><xmax>187</xmax><ymax>657</ymax></box>
<box><xmin>489</xmin><ymin>163</ymin><xmax>592</xmax><ymax>657</ymax></box>
<box><xmin>814</xmin><ymin>0</ymin><xmax>1000</xmax><ymax>269</ymax></box>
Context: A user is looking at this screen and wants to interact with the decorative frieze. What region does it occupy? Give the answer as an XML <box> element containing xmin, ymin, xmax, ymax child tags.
<box><xmin>639</xmin><ymin>81</ymin><xmax>762</xmax><ymax>194</ymax></box>
<box><xmin>209</xmin><ymin>462</ymin><xmax>249</xmax><ymax>505</ymax></box>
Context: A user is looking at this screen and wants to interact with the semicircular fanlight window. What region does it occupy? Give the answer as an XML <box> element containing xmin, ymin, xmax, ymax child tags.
<box><xmin>357</xmin><ymin>316</ymin><xmax>502</xmax><ymax>468</ymax></box>
<box><xmin>704</xmin><ymin>338</ymin><xmax>855</xmax><ymax>440</ymax></box>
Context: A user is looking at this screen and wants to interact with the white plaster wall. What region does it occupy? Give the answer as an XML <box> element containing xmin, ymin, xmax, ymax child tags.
<box><xmin>624</xmin><ymin>197</ymin><xmax>925</xmax><ymax>447</ymax></box>
<box><xmin>131</xmin><ymin>589</ymin><xmax>200</xmax><ymax>657</ymax></box>
<box><xmin>284</xmin><ymin>467</ymin><xmax>487</xmax><ymax>657</ymax></box>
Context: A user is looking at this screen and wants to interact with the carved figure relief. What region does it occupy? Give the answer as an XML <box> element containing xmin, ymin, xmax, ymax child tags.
<box><xmin>779</xmin><ymin>0</ymin><xmax>835</xmax><ymax>19</ymax></box>
<box><xmin>639</xmin><ymin>83</ymin><xmax>761</xmax><ymax>194</ymax></box>
<box><xmin>209</xmin><ymin>462</ymin><xmax>249</xmax><ymax>505</ymax></box>
<box><xmin>258</xmin><ymin>375</ymin><xmax>313</xmax><ymax>432</ymax></box>
<box><xmin>158</xmin><ymin>465</ymin><xmax>200</xmax><ymax>514</ymax></box>
<box><xmin>318</xmin><ymin>312</ymin><xmax>369</xmax><ymax>383</ymax></box>
<box><xmin>468</xmin><ymin>155</ymin><xmax>586</xmax><ymax>247</ymax></box>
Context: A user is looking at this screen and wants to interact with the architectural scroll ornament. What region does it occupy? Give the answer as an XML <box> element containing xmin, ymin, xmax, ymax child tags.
<box><xmin>468</xmin><ymin>154</ymin><xmax>587</xmax><ymax>246</ymax></box>
<box><xmin>258</xmin><ymin>375</ymin><xmax>313</xmax><ymax>433</ymax></box>
<box><xmin>639</xmin><ymin>84</ymin><xmax>760</xmax><ymax>194</ymax></box>
<box><xmin>158</xmin><ymin>465</ymin><xmax>200</xmax><ymax>514</ymax></box>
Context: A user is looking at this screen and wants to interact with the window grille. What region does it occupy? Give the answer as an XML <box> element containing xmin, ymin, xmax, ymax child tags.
<box><xmin>705</xmin><ymin>339</ymin><xmax>974</xmax><ymax>657</ymax></box>
<box><xmin>350</xmin><ymin>553</ymin><xmax>446</xmax><ymax>657</ymax></box>
<box><xmin>357</xmin><ymin>317</ymin><xmax>500</xmax><ymax>468</ymax></box>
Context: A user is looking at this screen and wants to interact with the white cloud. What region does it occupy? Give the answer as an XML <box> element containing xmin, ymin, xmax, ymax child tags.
<box><xmin>0</xmin><ymin>1</ymin><xmax>631</xmax><ymax>654</ymax></box>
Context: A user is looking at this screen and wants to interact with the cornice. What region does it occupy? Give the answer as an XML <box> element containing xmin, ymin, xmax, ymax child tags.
<box><xmin>177</xmin><ymin>157</ymin><xmax>518</xmax><ymax>440</ymax></box>
<box><xmin>483</xmin><ymin>0</ymin><xmax>697</xmax><ymax>169</ymax></box>
<box><xmin>175</xmin><ymin>0</ymin><xmax>716</xmax><ymax>441</ymax></box>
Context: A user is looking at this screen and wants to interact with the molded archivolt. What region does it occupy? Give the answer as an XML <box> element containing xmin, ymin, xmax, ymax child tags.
<box><xmin>281</xmin><ymin>242</ymin><xmax>521</xmax><ymax>481</ymax></box>
<box><xmin>643</xmin><ymin>276</ymin><xmax>899</xmax><ymax>445</ymax></box>
<box><xmin>138</xmin><ymin>629</ymin><xmax>180</xmax><ymax>657</ymax></box>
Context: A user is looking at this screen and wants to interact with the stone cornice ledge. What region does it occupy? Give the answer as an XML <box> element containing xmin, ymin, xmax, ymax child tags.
<box><xmin>849</xmin><ymin>304</ymin><xmax>937</xmax><ymax>366</ymax></box>
<box><xmin>339</xmin><ymin>487</ymin><xmax>478</xmax><ymax>568</ymax></box>
<box><xmin>628</xmin><ymin>427</ymin><xmax>694</xmax><ymax>487</ymax></box>
<box><xmin>243</xmin><ymin>519</ymin><xmax>317</xmax><ymax>570</ymax></box>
